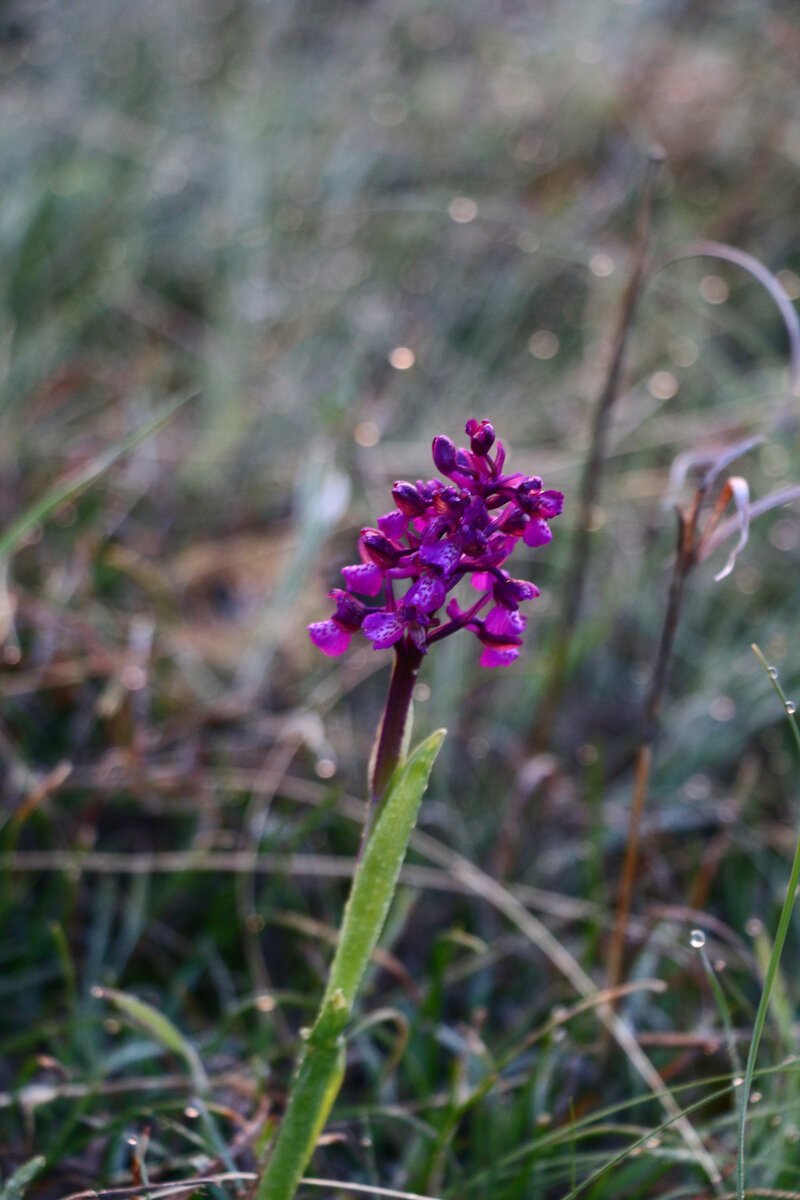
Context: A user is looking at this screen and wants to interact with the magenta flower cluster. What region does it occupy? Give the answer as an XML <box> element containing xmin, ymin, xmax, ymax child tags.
<box><xmin>308</xmin><ymin>420</ymin><xmax>563</xmax><ymax>668</ymax></box>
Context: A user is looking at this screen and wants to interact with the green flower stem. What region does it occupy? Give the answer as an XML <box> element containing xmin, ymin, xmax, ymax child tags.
<box><xmin>256</xmin><ymin>727</ymin><xmax>446</xmax><ymax>1200</ymax></box>
<box><xmin>254</xmin><ymin>990</ymin><xmax>348</xmax><ymax>1200</ymax></box>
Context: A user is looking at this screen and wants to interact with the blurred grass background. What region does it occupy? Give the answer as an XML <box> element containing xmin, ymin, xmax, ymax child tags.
<box><xmin>3</xmin><ymin>1</ymin><xmax>800</xmax><ymax>1197</ymax></box>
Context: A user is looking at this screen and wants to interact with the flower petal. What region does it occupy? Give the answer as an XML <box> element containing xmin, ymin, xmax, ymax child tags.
<box><xmin>341</xmin><ymin>563</ymin><xmax>384</xmax><ymax>596</ymax></box>
<box><xmin>378</xmin><ymin>510</ymin><xmax>408</xmax><ymax>541</ymax></box>
<box><xmin>479</xmin><ymin>642</ymin><xmax>520</xmax><ymax>668</ymax></box>
<box><xmin>408</xmin><ymin>621</ymin><xmax>428</xmax><ymax>653</ymax></box>
<box><xmin>404</xmin><ymin>573</ymin><xmax>446</xmax><ymax>612</ymax></box>
<box><xmin>535</xmin><ymin>490</ymin><xmax>564</xmax><ymax>518</ymax></box>
<box><xmin>420</xmin><ymin>538</ymin><xmax>461</xmax><ymax>574</ymax></box>
<box><xmin>485</xmin><ymin>606</ymin><xmax>526</xmax><ymax>636</ymax></box>
<box><xmin>362</xmin><ymin>611</ymin><xmax>405</xmax><ymax>648</ymax></box>
<box><xmin>308</xmin><ymin>620</ymin><xmax>352</xmax><ymax>656</ymax></box>
<box><xmin>523</xmin><ymin>517</ymin><xmax>553</xmax><ymax>548</ymax></box>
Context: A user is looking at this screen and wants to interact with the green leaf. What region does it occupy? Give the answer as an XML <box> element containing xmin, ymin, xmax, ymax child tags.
<box><xmin>255</xmin><ymin>728</ymin><xmax>446</xmax><ymax>1200</ymax></box>
<box><xmin>93</xmin><ymin>985</ymin><xmax>208</xmax><ymax>1093</ymax></box>
<box><xmin>324</xmin><ymin>727</ymin><xmax>446</xmax><ymax>1010</ymax></box>
<box><xmin>1</xmin><ymin>1157</ymin><xmax>46</xmax><ymax>1200</ymax></box>
<box><xmin>256</xmin><ymin>989</ymin><xmax>348</xmax><ymax>1200</ymax></box>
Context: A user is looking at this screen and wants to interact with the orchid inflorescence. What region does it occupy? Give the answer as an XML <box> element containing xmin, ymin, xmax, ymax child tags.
<box><xmin>309</xmin><ymin>419</ymin><xmax>563</xmax><ymax>668</ymax></box>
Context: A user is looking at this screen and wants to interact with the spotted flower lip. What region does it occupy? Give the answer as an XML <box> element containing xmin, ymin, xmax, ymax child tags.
<box><xmin>308</xmin><ymin>419</ymin><xmax>563</xmax><ymax>667</ymax></box>
<box><xmin>308</xmin><ymin>590</ymin><xmax>369</xmax><ymax>657</ymax></box>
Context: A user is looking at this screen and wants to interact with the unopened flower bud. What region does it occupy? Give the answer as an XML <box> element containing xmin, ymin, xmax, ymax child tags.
<box><xmin>432</xmin><ymin>435</ymin><xmax>457</xmax><ymax>475</ymax></box>
<box><xmin>360</xmin><ymin>529</ymin><xmax>400</xmax><ymax>569</ymax></box>
<box><xmin>392</xmin><ymin>481</ymin><xmax>428</xmax><ymax>516</ymax></box>
<box><xmin>465</xmin><ymin>418</ymin><xmax>495</xmax><ymax>456</ymax></box>
<box><xmin>493</xmin><ymin>576</ymin><xmax>540</xmax><ymax>608</ymax></box>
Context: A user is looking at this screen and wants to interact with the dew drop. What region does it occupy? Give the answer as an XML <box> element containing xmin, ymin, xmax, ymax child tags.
<box><xmin>768</xmin><ymin>666</ymin><xmax>779</xmax><ymax>679</ymax></box>
<box><xmin>787</xmin><ymin>701</ymin><xmax>797</xmax><ymax>715</ymax></box>
<box><xmin>689</xmin><ymin>929</ymin><xmax>706</xmax><ymax>949</ymax></box>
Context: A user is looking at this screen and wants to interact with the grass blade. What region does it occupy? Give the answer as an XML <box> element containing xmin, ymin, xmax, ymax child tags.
<box><xmin>92</xmin><ymin>985</ymin><xmax>208</xmax><ymax>1093</ymax></box>
<box><xmin>736</xmin><ymin>644</ymin><xmax>800</xmax><ymax>1200</ymax></box>
<box><xmin>0</xmin><ymin>392</ymin><xmax>194</xmax><ymax>563</ymax></box>
<box><xmin>0</xmin><ymin>1157</ymin><xmax>46</xmax><ymax>1200</ymax></box>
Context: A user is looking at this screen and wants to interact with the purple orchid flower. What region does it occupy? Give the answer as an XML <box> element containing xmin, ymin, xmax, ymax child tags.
<box><xmin>308</xmin><ymin>419</ymin><xmax>563</xmax><ymax>798</ymax></box>
<box><xmin>310</xmin><ymin>418</ymin><xmax>561</xmax><ymax>668</ymax></box>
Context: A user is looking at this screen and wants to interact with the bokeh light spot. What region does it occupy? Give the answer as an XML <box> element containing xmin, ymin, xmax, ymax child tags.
<box><xmin>710</xmin><ymin>696</ymin><xmax>736</xmax><ymax>722</ymax></box>
<box><xmin>529</xmin><ymin>330</ymin><xmax>559</xmax><ymax>359</ymax></box>
<box><xmin>777</xmin><ymin>269</ymin><xmax>800</xmax><ymax>300</ymax></box>
<box><xmin>389</xmin><ymin>346</ymin><xmax>416</xmax><ymax>370</ymax></box>
<box><xmin>668</xmin><ymin>336</ymin><xmax>699</xmax><ymax>366</ymax></box>
<box><xmin>700</xmin><ymin>274</ymin><xmax>729</xmax><ymax>304</ymax></box>
<box><xmin>648</xmin><ymin>370</ymin><xmax>678</xmax><ymax>399</ymax></box>
<box><xmin>589</xmin><ymin>252</ymin><xmax>615</xmax><ymax>277</ymax></box>
<box><xmin>448</xmin><ymin>197</ymin><xmax>478</xmax><ymax>223</ymax></box>
<box><xmin>354</xmin><ymin>421</ymin><xmax>381</xmax><ymax>447</ymax></box>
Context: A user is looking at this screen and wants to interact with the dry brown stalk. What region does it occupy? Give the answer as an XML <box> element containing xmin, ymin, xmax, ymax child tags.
<box><xmin>605</xmin><ymin>441</ymin><xmax>799</xmax><ymax>996</ymax></box>
<box><xmin>529</xmin><ymin>147</ymin><xmax>665</xmax><ymax>752</ymax></box>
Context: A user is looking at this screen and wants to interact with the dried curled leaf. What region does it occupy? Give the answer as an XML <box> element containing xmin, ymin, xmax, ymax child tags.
<box><xmin>699</xmin><ymin>482</ymin><xmax>800</xmax><ymax>579</ymax></box>
<box><xmin>711</xmin><ymin>476</ymin><xmax>751</xmax><ymax>581</ymax></box>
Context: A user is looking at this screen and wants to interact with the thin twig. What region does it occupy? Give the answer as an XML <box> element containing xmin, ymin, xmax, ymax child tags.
<box><xmin>605</xmin><ymin>496</ymin><xmax>697</xmax><ymax>996</ymax></box>
<box><xmin>0</xmin><ymin>1072</ymin><xmax>256</xmax><ymax>1113</ymax></box>
<box><xmin>606</xmin><ymin>451</ymin><xmax>799</xmax><ymax>996</ymax></box>
<box><xmin>531</xmin><ymin>147</ymin><xmax>665</xmax><ymax>749</ymax></box>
